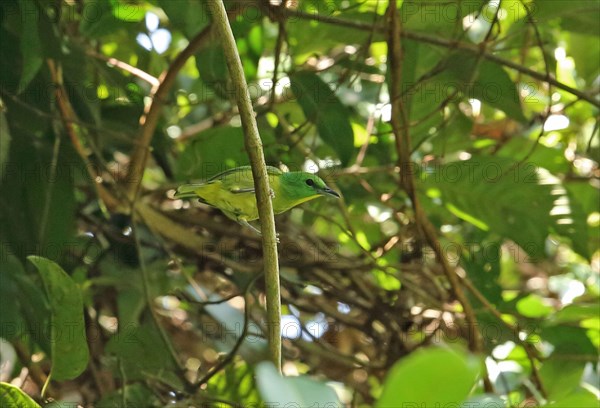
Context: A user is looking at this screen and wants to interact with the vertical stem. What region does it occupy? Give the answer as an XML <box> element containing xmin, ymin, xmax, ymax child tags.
<box><xmin>207</xmin><ymin>1</ymin><xmax>282</xmax><ymax>372</ymax></box>
<box><xmin>386</xmin><ymin>0</ymin><xmax>486</xmax><ymax>359</ymax></box>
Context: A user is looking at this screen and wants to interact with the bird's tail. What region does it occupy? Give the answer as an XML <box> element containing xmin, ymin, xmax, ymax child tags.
<box><xmin>174</xmin><ymin>183</ymin><xmax>203</xmax><ymax>199</ymax></box>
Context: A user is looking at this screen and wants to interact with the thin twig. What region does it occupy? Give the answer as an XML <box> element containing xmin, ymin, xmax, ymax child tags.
<box><xmin>194</xmin><ymin>273</ymin><xmax>261</xmax><ymax>387</ymax></box>
<box><xmin>87</xmin><ymin>50</ymin><xmax>160</xmax><ymax>87</ymax></box>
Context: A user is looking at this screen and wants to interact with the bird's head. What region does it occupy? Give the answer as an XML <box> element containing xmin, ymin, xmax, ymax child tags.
<box><xmin>280</xmin><ymin>172</ymin><xmax>340</xmax><ymax>201</ymax></box>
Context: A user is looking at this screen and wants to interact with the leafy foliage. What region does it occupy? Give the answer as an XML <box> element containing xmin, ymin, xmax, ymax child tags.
<box><xmin>0</xmin><ymin>0</ymin><xmax>598</xmax><ymax>405</ymax></box>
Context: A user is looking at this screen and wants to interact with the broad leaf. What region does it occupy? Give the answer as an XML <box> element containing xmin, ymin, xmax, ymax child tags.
<box><xmin>256</xmin><ymin>362</ymin><xmax>340</xmax><ymax>406</ymax></box>
<box><xmin>377</xmin><ymin>347</ymin><xmax>480</xmax><ymax>407</ymax></box>
<box><xmin>27</xmin><ymin>256</ymin><xmax>89</xmax><ymax>381</ymax></box>
<box><xmin>424</xmin><ymin>156</ymin><xmax>589</xmax><ymax>259</ymax></box>
<box><xmin>540</xmin><ymin>358</ymin><xmax>586</xmax><ymax>400</ymax></box>
<box><xmin>17</xmin><ymin>0</ymin><xmax>43</xmax><ymax>92</ymax></box>
<box><xmin>0</xmin><ymin>383</ymin><xmax>41</xmax><ymax>408</ymax></box>
<box><xmin>158</xmin><ymin>0</ymin><xmax>210</xmax><ymax>38</ymax></box>
<box><xmin>175</xmin><ymin>126</ymin><xmax>249</xmax><ymax>181</ymax></box>
<box><xmin>444</xmin><ymin>52</ymin><xmax>527</xmax><ymax>123</ymax></box>
<box><xmin>290</xmin><ymin>71</ymin><xmax>355</xmax><ymax>165</ymax></box>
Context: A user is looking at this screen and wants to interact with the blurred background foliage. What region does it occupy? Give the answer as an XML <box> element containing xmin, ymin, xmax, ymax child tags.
<box><xmin>0</xmin><ymin>0</ymin><xmax>598</xmax><ymax>406</ymax></box>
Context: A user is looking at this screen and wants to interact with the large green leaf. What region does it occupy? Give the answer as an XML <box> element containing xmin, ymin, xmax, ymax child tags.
<box><xmin>158</xmin><ymin>0</ymin><xmax>210</xmax><ymax>38</ymax></box>
<box><xmin>290</xmin><ymin>71</ymin><xmax>355</xmax><ymax>165</ymax></box>
<box><xmin>443</xmin><ymin>52</ymin><xmax>527</xmax><ymax>123</ymax></box>
<box><xmin>0</xmin><ymin>135</ymin><xmax>77</xmax><ymax>262</ymax></box>
<box><xmin>540</xmin><ymin>325</ymin><xmax>598</xmax><ymax>357</ymax></box>
<box><xmin>547</xmin><ymin>391</ymin><xmax>600</xmax><ymax>408</ymax></box>
<box><xmin>196</xmin><ymin>45</ymin><xmax>229</xmax><ymax>94</ymax></box>
<box><xmin>534</xmin><ymin>0</ymin><xmax>600</xmax><ymax>36</ymax></box>
<box><xmin>27</xmin><ymin>256</ymin><xmax>89</xmax><ymax>381</ymax></box>
<box><xmin>17</xmin><ymin>0</ymin><xmax>43</xmax><ymax>92</ymax></box>
<box><xmin>462</xmin><ymin>238</ymin><xmax>502</xmax><ymax>306</ymax></box>
<box><xmin>79</xmin><ymin>0</ymin><xmax>136</xmax><ymax>38</ymax></box>
<box><xmin>175</xmin><ymin>126</ymin><xmax>249</xmax><ymax>181</ymax></box>
<box><xmin>286</xmin><ymin>11</ymin><xmax>376</xmax><ymax>56</ymax></box>
<box><xmin>376</xmin><ymin>347</ymin><xmax>480</xmax><ymax>407</ymax></box>
<box><xmin>0</xmin><ymin>383</ymin><xmax>41</xmax><ymax>408</ymax></box>
<box><xmin>1</xmin><ymin>252</ymin><xmax>51</xmax><ymax>354</ymax></box>
<box><xmin>424</xmin><ymin>156</ymin><xmax>589</xmax><ymax>258</ymax></box>
<box><xmin>208</xmin><ymin>361</ymin><xmax>262</xmax><ymax>404</ymax></box>
<box><xmin>255</xmin><ymin>362</ymin><xmax>340</xmax><ymax>406</ymax></box>
<box><xmin>0</xmin><ymin>255</ymin><xmax>22</xmax><ymax>340</ymax></box>
<box><xmin>105</xmin><ymin>323</ymin><xmax>181</xmax><ymax>387</ymax></box>
<box><xmin>539</xmin><ymin>358</ymin><xmax>586</xmax><ymax>400</ymax></box>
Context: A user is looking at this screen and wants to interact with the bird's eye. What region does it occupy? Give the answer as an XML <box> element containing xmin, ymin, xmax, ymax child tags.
<box><xmin>305</xmin><ymin>179</ymin><xmax>315</xmax><ymax>187</ymax></box>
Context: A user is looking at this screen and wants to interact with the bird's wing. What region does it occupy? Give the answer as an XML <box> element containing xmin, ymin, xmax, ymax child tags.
<box><xmin>210</xmin><ymin>166</ymin><xmax>283</xmax><ymax>194</ymax></box>
<box><xmin>174</xmin><ymin>183</ymin><xmax>206</xmax><ymax>199</ymax></box>
<box><xmin>208</xmin><ymin>165</ymin><xmax>283</xmax><ymax>181</ymax></box>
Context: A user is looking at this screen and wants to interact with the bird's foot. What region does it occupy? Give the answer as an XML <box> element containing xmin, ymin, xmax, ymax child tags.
<box><xmin>239</xmin><ymin>219</ymin><xmax>280</xmax><ymax>243</ymax></box>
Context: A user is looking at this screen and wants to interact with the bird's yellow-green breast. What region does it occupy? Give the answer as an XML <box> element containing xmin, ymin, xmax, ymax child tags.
<box><xmin>174</xmin><ymin>166</ymin><xmax>339</xmax><ymax>222</ymax></box>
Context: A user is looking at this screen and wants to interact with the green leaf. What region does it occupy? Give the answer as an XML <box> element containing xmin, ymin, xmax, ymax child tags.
<box><xmin>109</xmin><ymin>0</ymin><xmax>146</xmax><ymax>22</ymax></box>
<box><xmin>541</xmin><ymin>325</ymin><xmax>598</xmax><ymax>357</ymax></box>
<box><xmin>27</xmin><ymin>256</ymin><xmax>89</xmax><ymax>381</ymax></box>
<box><xmin>159</xmin><ymin>0</ymin><xmax>210</xmax><ymax>38</ymax></box>
<box><xmin>444</xmin><ymin>52</ymin><xmax>527</xmax><ymax>123</ymax></box>
<box><xmin>1</xmin><ymin>253</ymin><xmax>51</xmax><ymax>354</ymax></box>
<box><xmin>0</xmin><ymin>252</ymin><xmax>29</xmax><ymax>341</ymax></box>
<box><xmin>516</xmin><ymin>294</ymin><xmax>554</xmax><ymax>318</ymax></box>
<box><xmin>534</xmin><ymin>1</ymin><xmax>600</xmax><ymax>36</ymax></box>
<box><xmin>463</xmin><ymin>239</ymin><xmax>503</xmax><ymax>306</ymax></box>
<box><xmin>255</xmin><ymin>362</ymin><xmax>340</xmax><ymax>406</ymax></box>
<box><xmin>425</xmin><ymin>156</ymin><xmax>586</xmax><ymax>259</ymax></box>
<box><xmin>552</xmin><ymin>303</ymin><xmax>600</xmax><ymax>324</ymax></box>
<box><xmin>105</xmin><ymin>323</ymin><xmax>180</xmax><ymax>385</ymax></box>
<box><xmin>286</xmin><ymin>11</ymin><xmax>375</xmax><ymax>56</ymax></box>
<box><xmin>79</xmin><ymin>0</ymin><xmax>135</xmax><ymax>38</ymax></box>
<box><xmin>196</xmin><ymin>45</ymin><xmax>229</xmax><ymax>93</ymax></box>
<box><xmin>18</xmin><ymin>0</ymin><xmax>43</xmax><ymax>92</ymax></box>
<box><xmin>175</xmin><ymin>126</ymin><xmax>249</xmax><ymax>181</ymax></box>
<box><xmin>547</xmin><ymin>390</ymin><xmax>600</xmax><ymax>407</ymax></box>
<box><xmin>207</xmin><ymin>361</ymin><xmax>262</xmax><ymax>404</ymax></box>
<box><xmin>290</xmin><ymin>71</ymin><xmax>355</xmax><ymax>165</ymax></box>
<box><xmin>376</xmin><ymin>347</ymin><xmax>480</xmax><ymax>407</ymax></box>
<box><xmin>0</xmin><ymin>383</ymin><xmax>42</xmax><ymax>408</ymax></box>
<box><xmin>96</xmin><ymin>383</ymin><xmax>160</xmax><ymax>408</ymax></box>
<box><xmin>539</xmin><ymin>358</ymin><xmax>585</xmax><ymax>400</ymax></box>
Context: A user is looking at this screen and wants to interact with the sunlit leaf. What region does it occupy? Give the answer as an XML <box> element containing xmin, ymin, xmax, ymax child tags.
<box><xmin>0</xmin><ymin>383</ymin><xmax>41</xmax><ymax>408</ymax></box>
<box><xmin>256</xmin><ymin>362</ymin><xmax>340</xmax><ymax>406</ymax></box>
<box><xmin>377</xmin><ymin>347</ymin><xmax>480</xmax><ymax>407</ymax></box>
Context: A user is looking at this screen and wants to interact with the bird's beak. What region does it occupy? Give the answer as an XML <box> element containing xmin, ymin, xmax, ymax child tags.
<box><xmin>319</xmin><ymin>186</ymin><xmax>340</xmax><ymax>198</ymax></box>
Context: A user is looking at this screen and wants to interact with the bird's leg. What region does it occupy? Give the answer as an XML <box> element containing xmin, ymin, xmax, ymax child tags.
<box><xmin>238</xmin><ymin>219</ymin><xmax>280</xmax><ymax>243</ymax></box>
<box><xmin>239</xmin><ymin>219</ymin><xmax>262</xmax><ymax>235</ymax></box>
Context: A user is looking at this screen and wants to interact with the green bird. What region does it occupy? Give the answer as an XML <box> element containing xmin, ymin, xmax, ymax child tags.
<box><xmin>174</xmin><ymin>166</ymin><xmax>340</xmax><ymax>234</ymax></box>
